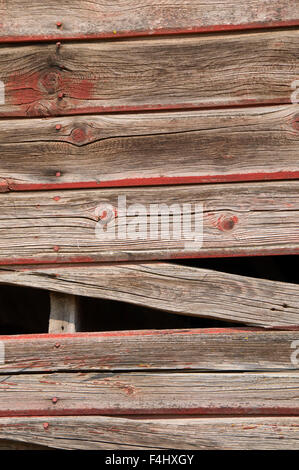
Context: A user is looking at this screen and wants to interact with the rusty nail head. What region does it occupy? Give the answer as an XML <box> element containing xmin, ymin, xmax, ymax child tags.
<box><xmin>55</xmin><ymin>343</ymin><xmax>60</xmax><ymax>348</ymax></box>
<box><xmin>56</xmin><ymin>22</ymin><xmax>62</xmax><ymax>28</ymax></box>
<box><xmin>43</xmin><ymin>422</ymin><xmax>49</xmax><ymax>430</ymax></box>
<box><xmin>55</xmin><ymin>124</ymin><xmax>61</xmax><ymax>131</ymax></box>
<box><xmin>52</xmin><ymin>397</ymin><xmax>58</xmax><ymax>404</ymax></box>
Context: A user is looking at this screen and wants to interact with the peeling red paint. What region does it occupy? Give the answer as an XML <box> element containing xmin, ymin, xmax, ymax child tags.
<box><xmin>1</xmin><ymin>170</ymin><xmax>299</xmax><ymax>193</ymax></box>
<box><xmin>0</xmin><ymin>20</ymin><xmax>298</xmax><ymax>44</ymax></box>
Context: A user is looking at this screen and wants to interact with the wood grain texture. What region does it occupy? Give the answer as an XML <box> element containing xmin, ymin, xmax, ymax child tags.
<box><xmin>49</xmin><ymin>292</ymin><xmax>80</xmax><ymax>333</ymax></box>
<box><xmin>0</xmin><ymin>105</ymin><xmax>298</xmax><ymax>191</ymax></box>
<box><xmin>0</xmin><ymin>181</ymin><xmax>298</xmax><ymax>265</ymax></box>
<box><xmin>0</xmin><ymin>0</ymin><xmax>298</xmax><ymax>42</ymax></box>
<box><xmin>0</xmin><ymin>329</ymin><xmax>298</xmax><ymax>372</ymax></box>
<box><xmin>0</xmin><ymin>371</ymin><xmax>298</xmax><ymax>416</ymax></box>
<box><xmin>1</xmin><ymin>263</ymin><xmax>299</xmax><ymax>327</ymax></box>
<box><xmin>1</xmin><ymin>416</ymin><xmax>299</xmax><ymax>450</ymax></box>
<box><xmin>0</xmin><ymin>31</ymin><xmax>298</xmax><ymax>117</ymax></box>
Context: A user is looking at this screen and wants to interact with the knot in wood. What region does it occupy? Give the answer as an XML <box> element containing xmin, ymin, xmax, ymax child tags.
<box><xmin>217</xmin><ymin>215</ymin><xmax>239</xmax><ymax>231</ymax></box>
<box><xmin>40</xmin><ymin>71</ymin><xmax>61</xmax><ymax>94</ymax></box>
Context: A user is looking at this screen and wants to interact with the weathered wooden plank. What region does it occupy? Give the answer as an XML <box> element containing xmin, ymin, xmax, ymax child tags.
<box><xmin>0</xmin><ymin>31</ymin><xmax>298</xmax><ymax>117</ymax></box>
<box><xmin>0</xmin><ymin>329</ymin><xmax>298</xmax><ymax>372</ymax></box>
<box><xmin>49</xmin><ymin>292</ymin><xmax>80</xmax><ymax>333</ymax></box>
<box><xmin>0</xmin><ymin>1</ymin><xmax>298</xmax><ymax>43</ymax></box>
<box><xmin>1</xmin><ymin>263</ymin><xmax>299</xmax><ymax>328</ymax></box>
<box><xmin>1</xmin><ymin>416</ymin><xmax>299</xmax><ymax>450</ymax></box>
<box><xmin>0</xmin><ymin>181</ymin><xmax>298</xmax><ymax>265</ymax></box>
<box><xmin>0</xmin><ymin>371</ymin><xmax>298</xmax><ymax>416</ymax></box>
<box><xmin>0</xmin><ymin>105</ymin><xmax>298</xmax><ymax>192</ymax></box>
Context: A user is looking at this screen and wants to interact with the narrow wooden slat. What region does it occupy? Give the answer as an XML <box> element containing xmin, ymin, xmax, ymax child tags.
<box><xmin>1</xmin><ymin>263</ymin><xmax>299</xmax><ymax>328</ymax></box>
<box><xmin>0</xmin><ymin>31</ymin><xmax>298</xmax><ymax>117</ymax></box>
<box><xmin>0</xmin><ymin>105</ymin><xmax>298</xmax><ymax>192</ymax></box>
<box><xmin>0</xmin><ymin>371</ymin><xmax>298</xmax><ymax>416</ymax></box>
<box><xmin>1</xmin><ymin>416</ymin><xmax>299</xmax><ymax>450</ymax></box>
<box><xmin>0</xmin><ymin>1</ymin><xmax>298</xmax><ymax>43</ymax></box>
<box><xmin>0</xmin><ymin>329</ymin><xmax>298</xmax><ymax>372</ymax></box>
<box><xmin>0</xmin><ymin>181</ymin><xmax>298</xmax><ymax>265</ymax></box>
<box><xmin>49</xmin><ymin>292</ymin><xmax>80</xmax><ymax>334</ymax></box>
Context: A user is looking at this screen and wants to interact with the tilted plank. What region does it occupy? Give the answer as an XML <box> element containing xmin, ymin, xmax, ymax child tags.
<box><xmin>0</xmin><ymin>31</ymin><xmax>298</xmax><ymax>117</ymax></box>
<box><xmin>1</xmin><ymin>416</ymin><xmax>299</xmax><ymax>450</ymax></box>
<box><xmin>1</xmin><ymin>263</ymin><xmax>299</xmax><ymax>328</ymax></box>
<box><xmin>0</xmin><ymin>1</ymin><xmax>298</xmax><ymax>43</ymax></box>
<box><xmin>0</xmin><ymin>105</ymin><xmax>298</xmax><ymax>192</ymax></box>
<box><xmin>0</xmin><ymin>372</ymin><xmax>298</xmax><ymax>416</ymax></box>
<box><xmin>0</xmin><ymin>329</ymin><xmax>298</xmax><ymax>372</ymax></box>
<box><xmin>0</xmin><ymin>181</ymin><xmax>298</xmax><ymax>265</ymax></box>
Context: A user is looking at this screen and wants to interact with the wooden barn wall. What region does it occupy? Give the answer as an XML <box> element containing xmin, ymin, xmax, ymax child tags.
<box><xmin>0</xmin><ymin>0</ymin><xmax>298</xmax><ymax>450</ymax></box>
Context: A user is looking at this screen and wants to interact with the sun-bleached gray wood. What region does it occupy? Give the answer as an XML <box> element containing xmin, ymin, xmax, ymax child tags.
<box><xmin>0</xmin><ymin>1</ymin><xmax>297</xmax><ymax>43</ymax></box>
<box><xmin>1</xmin><ymin>416</ymin><xmax>299</xmax><ymax>450</ymax></box>
<box><xmin>0</xmin><ymin>371</ymin><xmax>298</xmax><ymax>416</ymax></box>
<box><xmin>49</xmin><ymin>292</ymin><xmax>80</xmax><ymax>334</ymax></box>
<box><xmin>0</xmin><ymin>31</ymin><xmax>298</xmax><ymax>117</ymax></box>
<box><xmin>0</xmin><ymin>329</ymin><xmax>298</xmax><ymax>373</ymax></box>
<box><xmin>0</xmin><ymin>105</ymin><xmax>298</xmax><ymax>191</ymax></box>
<box><xmin>1</xmin><ymin>262</ymin><xmax>299</xmax><ymax>327</ymax></box>
<box><xmin>0</xmin><ymin>181</ymin><xmax>298</xmax><ymax>265</ymax></box>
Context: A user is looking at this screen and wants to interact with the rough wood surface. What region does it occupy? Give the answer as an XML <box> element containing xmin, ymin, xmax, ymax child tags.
<box><xmin>1</xmin><ymin>416</ymin><xmax>299</xmax><ymax>450</ymax></box>
<box><xmin>0</xmin><ymin>371</ymin><xmax>298</xmax><ymax>416</ymax></box>
<box><xmin>1</xmin><ymin>263</ymin><xmax>299</xmax><ymax>327</ymax></box>
<box><xmin>49</xmin><ymin>292</ymin><xmax>80</xmax><ymax>334</ymax></box>
<box><xmin>0</xmin><ymin>1</ymin><xmax>298</xmax><ymax>42</ymax></box>
<box><xmin>0</xmin><ymin>31</ymin><xmax>298</xmax><ymax>117</ymax></box>
<box><xmin>0</xmin><ymin>329</ymin><xmax>298</xmax><ymax>373</ymax></box>
<box><xmin>0</xmin><ymin>105</ymin><xmax>298</xmax><ymax>191</ymax></box>
<box><xmin>0</xmin><ymin>181</ymin><xmax>298</xmax><ymax>265</ymax></box>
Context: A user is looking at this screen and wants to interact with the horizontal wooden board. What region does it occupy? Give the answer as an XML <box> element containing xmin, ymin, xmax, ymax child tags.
<box><xmin>0</xmin><ymin>329</ymin><xmax>298</xmax><ymax>372</ymax></box>
<box><xmin>0</xmin><ymin>1</ymin><xmax>298</xmax><ymax>43</ymax></box>
<box><xmin>0</xmin><ymin>31</ymin><xmax>298</xmax><ymax>117</ymax></box>
<box><xmin>1</xmin><ymin>263</ymin><xmax>299</xmax><ymax>327</ymax></box>
<box><xmin>0</xmin><ymin>105</ymin><xmax>298</xmax><ymax>191</ymax></box>
<box><xmin>0</xmin><ymin>181</ymin><xmax>298</xmax><ymax>265</ymax></box>
<box><xmin>0</xmin><ymin>371</ymin><xmax>298</xmax><ymax>416</ymax></box>
<box><xmin>1</xmin><ymin>416</ymin><xmax>299</xmax><ymax>450</ymax></box>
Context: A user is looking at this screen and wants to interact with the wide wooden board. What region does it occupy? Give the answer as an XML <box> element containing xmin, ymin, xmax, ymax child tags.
<box><xmin>1</xmin><ymin>263</ymin><xmax>299</xmax><ymax>327</ymax></box>
<box><xmin>0</xmin><ymin>329</ymin><xmax>298</xmax><ymax>372</ymax></box>
<box><xmin>0</xmin><ymin>371</ymin><xmax>298</xmax><ymax>416</ymax></box>
<box><xmin>0</xmin><ymin>1</ymin><xmax>298</xmax><ymax>43</ymax></box>
<box><xmin>0</xmin><ymin>105</ymin><xmax>298</xmax><ymax>191</ymax></box>
<box><xmin>1</xmin><ymin>416</ymin><xmax>299</xmax><ymax>450</ymax></box>
<box><xmin>0</xmin><ymin>181</ymin><xmax>298</xmax><ymax>265</ymax></box>
<box><xmin>0</xmin><ymin>31</ymin><xmax>298</xmax><ymax>117</ymax></box>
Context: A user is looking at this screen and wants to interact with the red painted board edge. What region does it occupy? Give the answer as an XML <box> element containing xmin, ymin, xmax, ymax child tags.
<box><xmin>0</xmin><ymin>20</ymin><xmax>298</xmax><ymax>44</ymax></box>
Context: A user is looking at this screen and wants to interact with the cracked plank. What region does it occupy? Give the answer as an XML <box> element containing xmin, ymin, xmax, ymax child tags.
<box><xmin>0</xmin><ymin>31</ymin><xmax>298</xmax><ymax>117</ymax></box>
<box><xmin>1</xmin><ymin>262</ymin><xmax>299</xmax><ymax>327</ymax></box>
<box><xmin>0</xmin><ymin>181</ymin><xmax>298</xmax><ymax>265</ymax></box>
<box><xmin>0</xmin><ymin>105</ymin><xmax>298</xmax><ymax>191</ymax></box>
